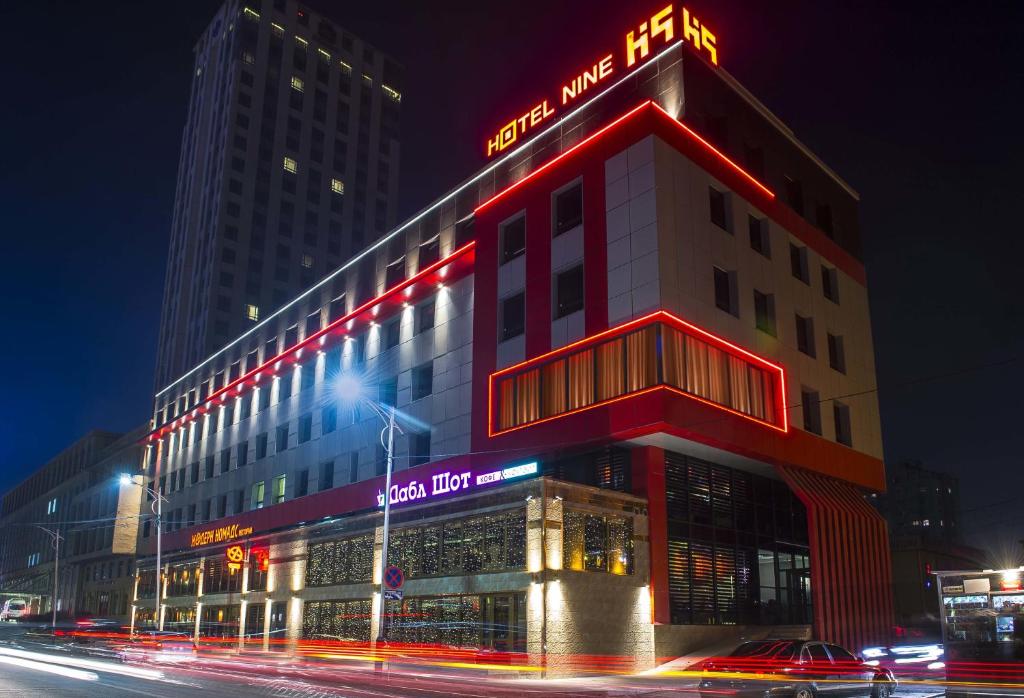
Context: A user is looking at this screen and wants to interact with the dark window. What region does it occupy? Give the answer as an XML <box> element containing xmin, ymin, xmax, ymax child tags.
<box><xmin>349</xmin><ymin>452</ymin><xmax>359</xmax><ymax>483</ymax></box>
<box><xmin>749</xmin><ymin>215</ymin><xmax>770</xmax><ymax>257</ymax></box>
<box><xmin>217</xmin><ymin>495</ymin><xmax>227</xmax><ymax>519</ymax></box>
<box><xmin>385</xmin><ymin>257</ymin><xmax>405</xmax><ymax>288</ymax></box>
<box><xmin>795</xmin><ymin>314</ymin><xmax>816</xmax><ymax>357</ymax></box>
<box><xmin>322</xmin><ymin>404</ymin><xmax>338</xmax><ymax>434</ymax></box>
<box><xmin>784</xmin><ymin>177</ymin><xmax>804</xmax><ymax>215</ymax></box>
<box><xmin>384</xmin><ymin>318</ymin><xmax>400</xmax><ymax>350</ymax></box>
<box><xmin>204</xmin><ymin>455</ymin><xmax>215</xmax><ymax>480</ymax></box>
<box><xmin>329</xmin><ymin>294</ymin><xmax>347</xmax><ymax>322</ymax></box>
<box><xmin>409</xmin><ymin>431</ymin><xmax>431</xmax><ymax>467</ymax></box>
<box><xmin>236</xmin><ymin>441</ymin><xmax>248</xmax><ymax>467</ymax></box>
<box><xmin>816</xmin><ymin>204</ymin><xmax>834</xmax><ymax>237</ymax></box>
<box><xmin>555</xmin><ymin>264</ymin><xmax>584</xmax><ymax>318</ymax></box>
<box><xmin>305</xmin><ymin>311</ymin><xmax>321</xmax><ymax>337</ymax></box>
<box><xmin>256</xmin><ymin>432</ymin><xmax>268</xmax><ymax>459</ymax></box>
<box><xmin>802</xmin><ymin>388</ymin><xmax>822</xmax><ymax>435</ymax></box>
<box><xmin>299</xmin><ymin>413</ymin><xmax>313</xmax><ymax>443</ymax></box>
<box><xmin>500</xmin><ymin>216</ymin><xmax>526</xmax><ymax>264</ymax></box>
<box><xmin>454</xmin><ymin>216</ymin><xmax>475</xmax><ymax>248</ymax></box>
<box><xmin>379</xmin><ymin>377</ymin><xmax>398</xmax><ymax>408</ymax></box>
<box><xmin>418</xmin><ymin>236</ymin><xmax>440</xmax><ymax>269</ymax></box>
<box><xmin>833</xmin><ymin>402</ymin><xmax>852</xmax><ymax>446</ymax></box>
<box><xmin>319</xmin><ymin>460</ymin><xmax>334</xmax><ymax>491</ymax></box>
<box><xmin>411</xmin><ymin>362</ymin><xmax>433</xmax><ymax>401</ymax></box>
<box><xmin>500</xmin><ymin>293</ymin><xmax>525</xmax><ymax>341</ymax></box>
<box><xmin>276</xmin><ymin>425</ymin><xmax>289</xmax><ymax>452</ymax></box>
<box><xmin>554</xmin><ymin>182</ymin><xmax>583</xmax><ymax>235</ymax></box>
<box><xmin>220</xmin><ymin>448</ymin><xmax>231</xmax><ymax>474</ymax></box>
<box><xmin>709</xmin><ymin>187</ymin><xmax>730</xmax><ymax>231</ymax></box>
<box><xmin>743</xmin><ymin>143</ymin><xmax>764</xmax><ymax>177</ymax></box>
<box><xmin>753</xmin><ymin>290</ymin><xmax>776</xmax><ymax>336</ymax></box>
<box><xmin>234</xmin><ymin>489</ymin><xmax>245</xmax><ymax>515</ymax></box>
<box><xmin>295</xmin><ymin>469</ymin><xmax>309</xmax><ymax>498</ymax></box>
<box><xmin>790</xmin><ymin>244</ymin><xmax>809</xmax><ymax>284</ymax></box>
<box><xmin>821</xmin><ymin>266</ymin><xmax>840</xmax><ymax>303</ymax></box>
<box><xmin>713</xmin><ymin>267</ymin><xmax>737</xmax><ymax>316</ymax></box>
<box><xmin>190</xmin><ymin>461</ymin><xmax>199</xmax><ymax>484</ymax></box>
<box><xmin>415</xmin><ymin>299</ymin><xmax>435</xmax><ymax>334</ymax></box>
<box><xmin>827</xmin><ymin>333</ymin><xmax>846</xmax><ymax>373</ymax></box>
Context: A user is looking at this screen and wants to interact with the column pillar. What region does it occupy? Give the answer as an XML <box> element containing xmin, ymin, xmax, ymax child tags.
<box><xmin>631</xmin><ymin>446</ymin><xmax>669</xmax><ymax>624</ymax></box>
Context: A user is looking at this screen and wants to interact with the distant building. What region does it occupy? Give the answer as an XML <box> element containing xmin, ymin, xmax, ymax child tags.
<box><xmin>0</xmin><ymin>428</ymin><xmax>146</xmax><ymax>621</ymax></box>
<box><xmin>873</xmin><ymin>460</ymin><xmax>987</xmax><ymax>631</ymax></box>
<box><xmin>154</xmin><ymin>0</ymin><xmax>402</xmax><ymax>389</ymax></box>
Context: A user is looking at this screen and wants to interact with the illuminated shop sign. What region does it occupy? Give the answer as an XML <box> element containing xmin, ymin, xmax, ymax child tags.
<box><xmin>189</xmin><ymin>522</ymin><xmax>254</xmax><ymax>548</ymax></box>
<box><xmin>485</xmin><ymin>4</ymin><xmax>718</xmax><ymax>157</ymax></box>
<box><xmin>376</xmin><ymin>461</ymin><xmax>539</xmax><ymax>508</ymax></box>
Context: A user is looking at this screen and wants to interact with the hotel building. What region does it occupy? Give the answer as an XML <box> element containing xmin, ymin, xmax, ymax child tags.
<box><xmin>136</xmin><ymin>17</ymin><xmax>892</xmax><ymax>670</ymax></box>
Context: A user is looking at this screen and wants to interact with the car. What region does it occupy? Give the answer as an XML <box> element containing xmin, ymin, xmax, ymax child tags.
<box><xmin>0</xmin><ymin>599</ymin><xmax>28</xmax><ymax>621</ymax></box>
<box><xmin>698</xmin><ymin>639</ymin><xmax>898</xmax><ymax>698</ymax></box>
<box><xmin>118</xmin><ymin>630</ymin><xmax>197</xmax><ymax>662</ymax></box>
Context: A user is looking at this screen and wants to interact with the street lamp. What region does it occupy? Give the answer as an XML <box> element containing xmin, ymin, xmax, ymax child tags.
<box><xmin>119</xmin><ymin>473</ymin><xmax>166</xmax><ymax>629</ymax></box>
<box><xmin>335</xmin><ymin>372</ymin><xmax>402</xmax><ymax>644</ymax></box>
<box><xmin>34</xmin><ymin>526</ymin><xmax>63</xmax><ymax>631</ymax></box>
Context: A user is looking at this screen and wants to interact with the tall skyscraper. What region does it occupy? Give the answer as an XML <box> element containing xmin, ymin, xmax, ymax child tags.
<box><xmin>154</xmin><ymin>0</ymin><xmax>402</xmax><ymax>388</ymax></box>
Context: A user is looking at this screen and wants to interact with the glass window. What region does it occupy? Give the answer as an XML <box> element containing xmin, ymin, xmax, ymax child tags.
<box><xmin>709</xmin><ymin>186</ymin><xmax>730</xmax><ymax>231</ymax></box>
<box><xmin>749</xmin><ymin>216</ymin><xmax>770</xmax><ymax>257</ymax></box>
<box><xmin>563</xmin><ymin>511</ymin><xmax>633</xmax><ymax>575</ymax></box>
<box><xmin>754</xmin><ymin>290</ymin><xmax>776</xmax><ymax>335</ymax></box>
<box><xmin>272</xmin><ymin>475</ymin><xmax>286</xmax><ymax>504</ymax></box>
<box><xmin>500</xmin><ymin>293</ymin><xmax>525</xmax><ymax>341</ymax></box>
<box><xmin>554</xmin><ymin>264</ymin><xmax>584</xmax><ymax>318</ymax></box>
<box><xmin>554</xmin><ymin>183</ymin><xmax>583</xmax><ymax>235</ymax></box>
<box><xmin>500</xmin><ymin>216</ymin><xmax>526</xmax><ymax>264</ymax></box>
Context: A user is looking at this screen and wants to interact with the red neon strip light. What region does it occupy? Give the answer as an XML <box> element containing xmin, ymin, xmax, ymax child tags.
<box><xmin>476</xmin><ymin>101</ymin><xmax>774</xmax><ymax>215</ymax></box>
<box><xmin>649</xmin><ymin>102</ymin><xmax>775</xmax><ymax>199</ymax></box>
<box><xmin>148</xmin><ymin>241</ymin><xmax>477</xmax><ymax>441</ymax></box>
<box><xmin>487</xmin><ymin>310</ymin><xmax>788</xmax><ymax>437</ymax></box>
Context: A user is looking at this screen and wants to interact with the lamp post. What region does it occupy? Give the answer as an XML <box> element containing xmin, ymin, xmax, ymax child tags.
<box><xmin>34</xmin><ymin>526</ymin><xmax>63</xmax><ymax>631</ymax></box>
<box><xmin>335</xmin><ymin>373</ymin><xmax>401</xmax><ymax>644</ymax></box>
<box><xmin>120</xmin><ymin>474</ymin><xmax>166</xmax><ymax>629</ymax></box>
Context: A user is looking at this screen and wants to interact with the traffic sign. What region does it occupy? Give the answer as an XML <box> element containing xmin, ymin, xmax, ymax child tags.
<box><xmin>383</xmin><ymin>589</ymin><xmax>404</xmax><ymax>601</ymax></box>
<box><xmin>384</xmin><ymin>565</ymin><xmax>404</xmax><ymax>589</ymax></box>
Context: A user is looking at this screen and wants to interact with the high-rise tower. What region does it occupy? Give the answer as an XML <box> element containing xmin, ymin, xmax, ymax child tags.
<box><xmin>154</xmin><ymin>0</ymin><xmax>401</xmax><ymax>389</ymax></box>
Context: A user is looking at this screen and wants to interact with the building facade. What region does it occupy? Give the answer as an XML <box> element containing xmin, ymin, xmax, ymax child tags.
<box><xmin>0</xmin><ymin>429</ymin><xmax>145</xmax><ymax>621</ymax></box>
<box><xmin>873</xmin><ymin>460</ymin><xmax>987</xmax><ymax>631</ymax></box>
<box><xmin>155</xmin><ymin>0</ymin><xmax>402</xmax><ymax>389</ymax></box>
<box><xmin>138</xmin><ymin>24</ymin><xmax>892</xmax><ymax>669</ymax></box>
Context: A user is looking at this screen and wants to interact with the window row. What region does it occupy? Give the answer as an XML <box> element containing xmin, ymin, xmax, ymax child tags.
<box><xmin>495</xmin><ymin>322</ymin><xmax>782</xmax><ymax>432</ymax></box>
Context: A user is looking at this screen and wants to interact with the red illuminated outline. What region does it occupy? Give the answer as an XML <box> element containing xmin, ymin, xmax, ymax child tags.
<box><xmin>487</xmin><ymin>310</ymin><xmax>788</xmax><ymax>437</ymax></box>
<box><xmin>147</xmin><ymin>241</ymin><xmax>477</xmax><ymax>442</ymax></box>
<box><xmin>475</xmin><ymin>101</ymin><xmax>775</xmax><ymax>214</ymax></box>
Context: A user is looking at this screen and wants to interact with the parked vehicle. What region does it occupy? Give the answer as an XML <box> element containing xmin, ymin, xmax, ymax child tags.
<box><xmin>0</xmin><ymin>599</ymin><xmax>28</xmax><ymax>621</ymax></box>
<box><xmin>698</xmin><ymin>639</ymin><xmax>898</xmax><ymax>698</ymax></box>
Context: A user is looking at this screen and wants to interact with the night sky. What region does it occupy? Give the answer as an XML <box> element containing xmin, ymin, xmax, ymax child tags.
<box><xmin>1</xmin><ymin>1</ymin><xmax>1021</xmax><ymax>554</ymax></box>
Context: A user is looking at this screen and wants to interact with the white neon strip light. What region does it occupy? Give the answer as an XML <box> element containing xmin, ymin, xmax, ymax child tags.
<box><xmin>0</xmin><ymin>654</ymin><xmax>97</xmax><ymax>682</ymax></box>
<box><xmin>155</xmin><ymin>41</ymin><xmax>686</xmax><ymax>399</ymax></box>
<box><xmin>0</xmin><ymin>646</ymin><xmax>165</xmax><ymax>681</ymax></box>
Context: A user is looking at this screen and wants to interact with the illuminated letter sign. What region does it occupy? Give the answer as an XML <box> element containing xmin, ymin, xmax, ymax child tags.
<box><xmin>189</xmin><ymin>522</ymin><xmax>255</xmax><ymax>548</ymax></box>
<box><xmin>376</xmin><ymin>461</ymin><xmax>539</xmax><ymax>508</ymax></box>
<box><xmin>485</xmin><ymin>5</ymin><xmax>718</xmax><ymax>157</ymax></box>
<box><xmin>225</xmin><ymin>544</ymin><xmax>245</xmax><ymax>571</ymax></box>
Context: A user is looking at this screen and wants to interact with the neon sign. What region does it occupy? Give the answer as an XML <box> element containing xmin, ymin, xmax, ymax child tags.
<box><xmin>376</xmin><ymin>461</ymin><xmax>539</xmax><ymax>508</ymax></box>
<box><xmin>225</xmin><ymin>544</ymin><xmax>245</xmax><ymax>571</ymax></box>
<box><xmin>189</xmin><ymin>522</ymin><xmax>254</xmax><ymax>548</ymax></box>
<box><xmin>485</xmin><ymin>4</ymin><xmax>718</xmax><ymax>157</ymax></box>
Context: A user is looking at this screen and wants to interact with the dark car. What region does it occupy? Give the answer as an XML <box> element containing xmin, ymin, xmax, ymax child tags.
<box><xmin>698</xmin><ymin>639</ymin><xmax>897</xmax><ymax>698</ymax></box>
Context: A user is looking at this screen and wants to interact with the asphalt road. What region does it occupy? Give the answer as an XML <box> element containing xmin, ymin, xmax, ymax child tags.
<box><xmin>0</xmin><ymin>622</ymin><xmax>950</xmax><ymax>698</ymax></box>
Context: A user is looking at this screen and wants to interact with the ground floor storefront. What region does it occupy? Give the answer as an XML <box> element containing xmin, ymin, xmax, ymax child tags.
<box><xmin>132</xmin><ymin>446</ymin><xmax>887</xmax><ymax>671</ymax></box>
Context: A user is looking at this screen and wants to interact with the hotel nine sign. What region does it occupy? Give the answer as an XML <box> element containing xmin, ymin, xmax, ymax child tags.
<box><xmin>376</xmin><ymin>461</ymin><xmax>539</xmax><ymax>508</ymax></box>
<box><xmin>485</xmin><ymin>4</ymin><xmax>718</xmax><ymax>157</ymax></box>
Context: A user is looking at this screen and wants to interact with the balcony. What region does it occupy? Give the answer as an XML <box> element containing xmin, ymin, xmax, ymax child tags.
<box><xmin>489</xmin><ymin>311</ymin><xmax>787</xmax><ymax>436</ymax></box>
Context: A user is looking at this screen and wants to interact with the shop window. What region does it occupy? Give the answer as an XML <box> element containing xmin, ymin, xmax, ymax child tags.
<box><xmin>386</xmin><ymin>510</ymin><xmax>527</xmax><ymax>578</ymax></box>
<box><xmin>199</xmin><ymin>604</ymin><xmax>240</xmax><ymax>638</ymax></box>
<box><xmin>305</xmin><ymin>535</ymin><xmax>374</xmax><ymax>586</ymax></box>
<box><xmin>563</xmin><ymin>511</ymin><xmax>633</xmax><ymax>575</ymax></box>
<box><xmin>302</xmin><ymin>598</ymin><xmax>371</xmax><ymax>642</ymax></box>
<box><xmin>382</xmin><ymin>592</ymin><xmax>527</xmax><ymax>652</ymax></box>
<box><xmin>204</xmin><ymin>558</ymin><xmax>243</xmax><ymax>595</ymax></box>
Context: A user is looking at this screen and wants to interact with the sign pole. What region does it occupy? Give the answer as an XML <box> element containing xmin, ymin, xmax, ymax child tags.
<box><xmin>376</xmin><ymin>406</ymin><xmax>397</xmax><ymax>645</ymax></box>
